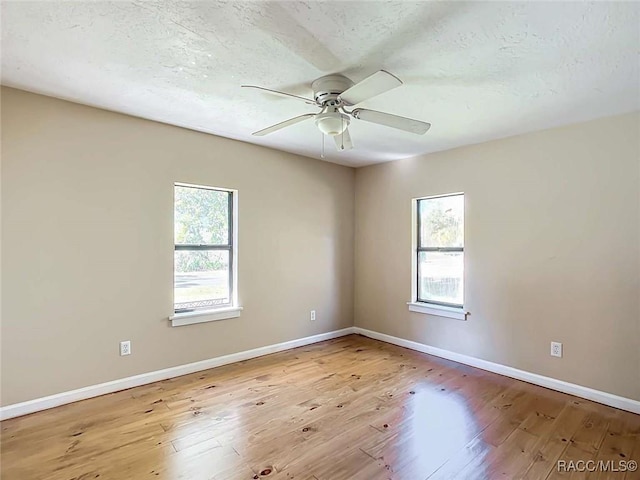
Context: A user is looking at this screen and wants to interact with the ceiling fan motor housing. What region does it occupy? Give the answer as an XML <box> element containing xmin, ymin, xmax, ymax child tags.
<box><xmin>311</xmin><ymin>74</ymin><xmax>354</xmax><ymax>106</ymax></box>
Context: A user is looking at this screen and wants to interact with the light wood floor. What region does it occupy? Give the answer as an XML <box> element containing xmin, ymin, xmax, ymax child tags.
<box><xmin>1</xmin><ymin>335</ymin><xmax>639</xmax><ymax>480</ymax></box>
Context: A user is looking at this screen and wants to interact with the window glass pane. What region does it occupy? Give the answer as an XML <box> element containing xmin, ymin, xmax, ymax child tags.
<box><xmin>418</xmin><ymin>251</ymin><xmax>463</xmax><ymax>306</ymax></box>
<box><xmin>175</xmin><ymin>186</ymin><xmax>230</xmax><ymax>245</ymax></box>
<box><xmin>419</xmin><ymin>195</ymin><xmax>464</xmax><ymax>248</ymax></box>
<box><xmin>174</xmin><ymin>250</ymin><xmax>230</xmax><ymax>311</ymax></box>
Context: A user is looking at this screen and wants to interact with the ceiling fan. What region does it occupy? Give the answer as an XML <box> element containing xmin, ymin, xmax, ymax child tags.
<box><xmin>242</xmin><ymin>70</ymin><xmax>431</xmax><ymax>152</ymax></box>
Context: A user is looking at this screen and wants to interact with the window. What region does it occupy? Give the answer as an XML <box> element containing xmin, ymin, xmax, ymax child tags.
<box><xmin>411</xmin><ymin>193</ymin><xmax>465</xmax><ymax>317</ymax></box>
<box><xmin>171</xmin><ymin>183</ymin><xmax>240</xmax><ymax>326</ymax></box>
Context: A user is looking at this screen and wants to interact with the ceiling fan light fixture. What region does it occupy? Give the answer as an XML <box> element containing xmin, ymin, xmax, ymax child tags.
<box><xmin>315</xmin><ymin>112</ymin><xmax>349</xmax><ymax>136</ymax></box>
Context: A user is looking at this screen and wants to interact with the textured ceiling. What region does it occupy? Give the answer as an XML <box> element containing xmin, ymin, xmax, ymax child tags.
<box><xmin>2</xmin><ymin>1</ymin><xmax>639</xmax><ymax>167</ymax></box>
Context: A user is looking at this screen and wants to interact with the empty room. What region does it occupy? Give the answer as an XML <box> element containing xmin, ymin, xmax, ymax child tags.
<box><xmin>1</xmin><ymin>1</ymin><xmax>639</xmax><ymax>479</ymax></box>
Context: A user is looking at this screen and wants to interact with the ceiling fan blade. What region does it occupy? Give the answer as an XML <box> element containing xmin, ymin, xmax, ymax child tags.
<box><xmin>352</xmin><ymin>108</ymin><xmax>431</xmax><ymax>135</ymax></box>
<box><xmin>339</xmin><ymin>70</ymin><xmax>402</xmax><ymax>106</ymax></box>
<box><xmin>334</xmin><ymin>128</ymin><xmax>353</xmax><ymax>151</ymax></box>
<box><xmin>242</xmin><ymin>85</ymin><xmax>316</xmax><ymax>105</ymax></box>
<box><xmin>252</xmin><ymin>113</ymin><xmax>316</xmax><ymax>136</ymax></box>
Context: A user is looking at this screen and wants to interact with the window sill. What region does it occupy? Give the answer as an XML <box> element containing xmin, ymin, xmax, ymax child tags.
<box><xmin>407</xmin><ymin>302</ymin><xmax>468</xmax><ymax>320</ymax></box>
<box><xmin>169</xmin><ymin>306</ymin><xmax>243</xmax><ymax>327</ymax></box>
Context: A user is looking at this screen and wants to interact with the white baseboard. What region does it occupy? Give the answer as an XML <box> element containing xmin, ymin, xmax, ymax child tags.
<box><xmin>0</xmin><ymin>327</ymin><xmax>355</xmax><ymax>421</ymax></box>
<box><xmin>354</xmin><ymin>327</ymin><xmax>640</xmax><ymax>415</ymax></box>
<box><xmin>4</xmin><ymin>326</ymin><xmax>637</xmax><ymax>420</ymax></box>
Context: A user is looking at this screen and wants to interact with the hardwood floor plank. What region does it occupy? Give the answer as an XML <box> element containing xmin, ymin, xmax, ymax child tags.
<box><xmin>521</xmin><ymin>405</ymin><xmax>589</xmax><ymax>480</ymax></box>
<box><xmin>481</xmin><ymin>426</ymin><xmax>540</xmax><ymax>479</ymax></box>
<box><xmin>624</xmin><ymin>431</ymin><xmax>640</xmax><ymax>480</ymax></box>
<box><xmin>569</xmin><ymin>411</ymin><xmax>611</xmax><ymax>455</ymax></box>
<box><xmin>1</xmin><ymin>335</ymin><xmax>638</xmax><ymax>480</ymax></box>
<box><xmin>592</xmin><ymin>411</ymin><xmax>639</xmax><ymax>480</ymax></box>
<box><xmin>426</xmin><ymin>435</ymin><xmax>494</xmax><ymax>480</ymax></box>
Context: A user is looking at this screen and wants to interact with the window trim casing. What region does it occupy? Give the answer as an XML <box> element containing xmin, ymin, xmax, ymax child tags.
<box><xmin>170</xmin><ymin>182</ymin><xmax>241</xmax><ymax>326</ymax></box>
<box><xmin>409</xmin><ymin>193</ymin><xmax>468</xmax><ymax>320</ymax></box>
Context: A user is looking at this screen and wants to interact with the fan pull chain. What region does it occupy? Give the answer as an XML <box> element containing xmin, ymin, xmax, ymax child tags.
<box><xmin>341</xmin><ymin>116</ymin><xmax>345</xmax><ymax>150</ymax></box>
<box><xmin>320</xmin><ymin>132</ymin><xmax>325</xmax><ymax>159</ymax></box>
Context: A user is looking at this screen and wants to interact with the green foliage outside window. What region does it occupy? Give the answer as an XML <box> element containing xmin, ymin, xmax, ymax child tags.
<box><xmin>174</xmin><ymin>186</ymin><xmax>230</xmax><ymax>272</ymax></box>
<box><xmin>419</xmin><ymin>196</ymin><xmax>464</xmax><ymax>248</ymax></box>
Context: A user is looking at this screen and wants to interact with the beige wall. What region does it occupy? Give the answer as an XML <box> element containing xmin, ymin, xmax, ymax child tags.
<box><xmin>0</xmin><ymin>87</ymin><xmax>355</xmax><ymax>406</ymax></box>
<box><xmin>354</xmin><ymin>112</ymin><xmax>640</xmax><ymax>401</ymax></box>
<box><xmin>2</xmin><ymin>87</ymin><xmax>638</xmax><ymax>408</ymax></box>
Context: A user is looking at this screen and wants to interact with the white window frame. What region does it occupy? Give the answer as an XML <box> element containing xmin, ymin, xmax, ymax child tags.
<box><xmin>170</xmin><ymin>182</ymin><xmax>242</xmax><ymax>327</ymax></box>
<box><xmin>407</xmin><ymin>193</ymin><xmax>468</xmax><ymax>321</ymax></box>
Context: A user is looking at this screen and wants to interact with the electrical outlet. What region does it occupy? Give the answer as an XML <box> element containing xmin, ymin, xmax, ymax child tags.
<box><xmin>550</xmin><ymin>341</ymin><xmax>562</xmax><ymax>358</ymax></box>
<box><xmin>310</xmin><ymin>310</ymin><xmax>316</xmax><ymax>321</ymax></box>
<box><xmin>120</xmin><ymin>340</ymin><xmax>131</xmax><ymax>356</ymax></box>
